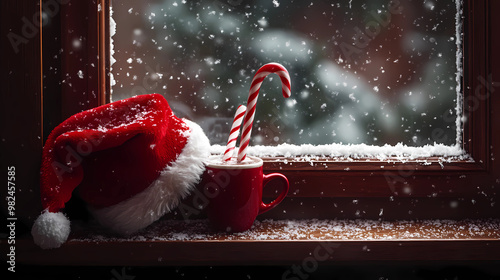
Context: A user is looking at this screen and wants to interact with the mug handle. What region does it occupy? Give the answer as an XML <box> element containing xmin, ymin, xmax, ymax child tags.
<box><xmin>258</xmin><ymin>173</ymin><xmax>289</xmax><ymax>215</ymax></box>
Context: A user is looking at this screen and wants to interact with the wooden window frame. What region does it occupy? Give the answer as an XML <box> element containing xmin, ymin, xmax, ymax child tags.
<box><xmin>87</xmin><ymin>0</ymin><xmax>500</xmax><ymax>223</ymax></box>
<box><xmin>1</xmin><ymin>0</ymin><xmax>499</xmax><ymax>267</ymax></box>
<box><xmin>57</xmin><ymin>0</ymin><xmax>500</xmax><ymax>221</ymax></box>
<box><xmin>66</xmin><ymin>0</ymin><xmax>497</xmax><ymax>221</ymax></box>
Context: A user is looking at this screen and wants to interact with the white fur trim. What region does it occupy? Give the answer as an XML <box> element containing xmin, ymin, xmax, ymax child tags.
<box><xmin>32</xmin><ymin>210</ymin><xmax>70</xmax><ymax>249</ymax></box>
<box><xmin>91</xmin><ymin>119</ymin><xmax>210</xmax><ymax>235</ymax></box>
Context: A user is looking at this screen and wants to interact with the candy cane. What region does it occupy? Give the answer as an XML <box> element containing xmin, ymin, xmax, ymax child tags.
<box><xmin>222</xmin><ymin>105</ymin><xmax>247</xmax><ymax>162</ymax></box>
<box><xmin>237</xmin><ymin>63</ymin><xmax>291</xmax><ymax>162</ymax></box>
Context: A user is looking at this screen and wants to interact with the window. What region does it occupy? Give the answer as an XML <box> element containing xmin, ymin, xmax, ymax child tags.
<box><xmin>98</xmin><ymin>0</ymin><xmax>500</xmax><ymax>222</ymax></box>
<box><xmin>39</xmin><ymin>0</ymin><xmax>493</xmax><ymax>221</ymax></box>
<box><xmin>111</xmin><ymin>0</ymin><xmax>463</xmax><ymax>158</ymax></box>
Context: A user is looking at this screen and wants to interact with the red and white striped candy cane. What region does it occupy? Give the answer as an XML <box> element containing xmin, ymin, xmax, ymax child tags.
<box><xmin>222</xmin><ymin>105</ymin><xmax>247</xmax><ymax>161</ymax></box>
<box><xmin>237</xmin><ymin>62</ymin><xmax>291</xmax><ymax>162</ymax></box>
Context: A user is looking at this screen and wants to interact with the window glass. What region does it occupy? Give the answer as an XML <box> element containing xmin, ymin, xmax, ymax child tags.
<box><xmin>111</xmin><ymin>0</ymin><xmax>462</xmax><ymax>151</ymax></box>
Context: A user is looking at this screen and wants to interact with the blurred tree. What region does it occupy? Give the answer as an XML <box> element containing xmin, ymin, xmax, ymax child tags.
<box><xmin>111</xmin><ymin>0</ymin><xmax>460</xmax><ymax>147</ymax></box>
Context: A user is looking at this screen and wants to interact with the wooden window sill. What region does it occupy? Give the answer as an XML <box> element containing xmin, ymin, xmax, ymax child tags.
<box><xmin>5</xmin><ymin>219</ymin><xmax>500</xmax><ymax>266</ymax></box>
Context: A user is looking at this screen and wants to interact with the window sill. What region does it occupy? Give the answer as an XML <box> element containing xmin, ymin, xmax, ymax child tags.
<box><xmin>5</xmin><ymin>219</ymin><xmax>500</xmax><ymax>266</ymax></box>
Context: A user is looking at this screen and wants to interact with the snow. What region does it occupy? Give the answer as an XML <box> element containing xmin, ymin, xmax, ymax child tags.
<box><xmin>72</xmin><ymin>218</ymin><xmax>500</xmax><ymax>242</ymax></box>
<box><xmin>109</xmin><ymin>6</ymin><xmax>117</xmax><ymax>95</ymax></box>
<box><xmin>210</xmin><ymin>143</ymin><xmax>465</xmax><ymax>160</ymax></box>
<box><xmin>253</xmin><ymin>31</ymin><xmax>313</xmax><ymax>65</ymax></box>
<box><xmin>110</xmin><ymin>1</ymin><xmax>465</xmax><ymax>153</ymax></box>
<box><xmin>455</xmin><ymin>0</ymin><xmax>464</xmax><ymax>147</ymax></box>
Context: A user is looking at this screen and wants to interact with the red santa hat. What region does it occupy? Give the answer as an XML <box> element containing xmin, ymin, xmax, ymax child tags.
<box><xmin>31</xmin><ymin>94</ymin><xmax>210</xmax><ymax>249</ymax></box>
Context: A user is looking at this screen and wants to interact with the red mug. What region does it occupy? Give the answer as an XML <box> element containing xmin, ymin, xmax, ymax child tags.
<box><xmin>200</xmin><ymin>155</ymin><xmax>289</xmax><ymax>232</ymax></box>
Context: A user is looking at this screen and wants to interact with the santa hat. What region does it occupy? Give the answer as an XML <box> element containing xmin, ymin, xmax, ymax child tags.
<box><xmin>31</xmin><ymin>94</ymin><xmax>210</xmax><ymax>249</ymax></box>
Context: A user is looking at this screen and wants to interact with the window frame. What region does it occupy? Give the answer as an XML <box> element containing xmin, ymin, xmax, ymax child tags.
<box><xmin>2</xmin><ymin>0</ymin><xmax>500</xmax><ymax>268</ymax></box>
<box><xmin>1</xmin><ymin>0</ymin><xmax>498</xmax><ymax>227</ymax></box>
<box><xmin>84</xmin><ymin>0</ymin><xmax>499</xmax><ymax>221</ymax></box>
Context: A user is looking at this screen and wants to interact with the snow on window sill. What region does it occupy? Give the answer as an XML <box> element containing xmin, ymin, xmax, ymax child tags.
<box><xmin>210</xmin><ymin>143</ymin><xmax>468</xmax><ymax>163</ymax></box>
<box><xmin>70</xmin><ymin>218</ymin><xmax>500</xmax><ymax>242</ymax></box>
<box><xmin>11</xmin><ymin>218</ymin><xmax>500</xmax><ymax>265</ymax></box>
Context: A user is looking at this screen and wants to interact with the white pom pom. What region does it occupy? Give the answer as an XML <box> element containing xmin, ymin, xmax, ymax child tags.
<box><xmin>31</xmin><ymin>211</ymin><xmax>70</xmax><ymax>249</ymax></box>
